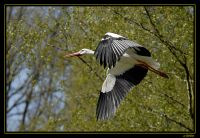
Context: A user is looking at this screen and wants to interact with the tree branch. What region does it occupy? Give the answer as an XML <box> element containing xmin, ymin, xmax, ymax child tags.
<box><xmin>143</xmin><ymin>7</ymin><xmax>194</xmax><ymax>121</ymax></box>
<box><xmin>161</xmin><ymin>92</ymin><xmax>186</xmax><ymax>108</ymax></box>
<box><xmin>142</xmin><ymin>105</ymin><xmax>193</xmax><ymax>132</ymax></box>
<box><xmin>78</xmin><ymin>56</ymin><xmax>104</xmax><ymax>81</ymax></box>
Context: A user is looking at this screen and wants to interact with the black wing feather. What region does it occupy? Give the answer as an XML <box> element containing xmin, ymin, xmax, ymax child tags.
<box><xmin>96</xmin><ymin>44</ymin><xmax>103</xmax><ymax>64</ymax></box>
<box><xmin>96</xmin><ymin>65</ymin><xmax>148</xmax><ymax>120</ymax></box>
<box><xmin>133</xmin><ymin>46</ymin><xmax>151</xmax><ymax>57</ymax></box>
<box><xmin>101</xmin><ymin>47</ymin><xmax>105</xmax><ymax>66</ymax></box>
<box><xmin>107</xmin><ymin>45</ymin><xmax>113</xmax><ymax>68</ymax></box>
<box><xmin>95</xmin><ymin>37</ymin><xmax>128</xmax><ymax>68</ymax></box>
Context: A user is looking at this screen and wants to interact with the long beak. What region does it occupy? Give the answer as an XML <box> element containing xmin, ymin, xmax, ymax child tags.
<box><xmin>64</xmin><ymin>52</ymin><xmax>81</xmax><ymax>58</ymax></box>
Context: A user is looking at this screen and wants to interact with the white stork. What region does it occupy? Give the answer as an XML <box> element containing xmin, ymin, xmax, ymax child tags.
<box><xmin>65</xmin><ymin>32</ymin><xmax>168</xmax><ymax>121</ymax></box>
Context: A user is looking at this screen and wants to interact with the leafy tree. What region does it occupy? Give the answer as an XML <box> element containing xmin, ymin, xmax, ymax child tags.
<box><xmin>6</xmin><ymin>6</ymin><xmax>194</xmax><ymax>132</ymax></box>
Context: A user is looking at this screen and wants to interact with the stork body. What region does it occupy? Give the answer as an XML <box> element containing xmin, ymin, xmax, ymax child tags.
<box><xmin>66</xmin><ymin>32</ymin><xmax>168</xmax><ymax>120</ymax></box>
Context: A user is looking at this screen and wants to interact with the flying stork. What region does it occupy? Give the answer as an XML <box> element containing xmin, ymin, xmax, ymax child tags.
<box><xmin>65</xmin><ymin>32</ymin><xmax>169</xmax><ymax>121</ymax></box>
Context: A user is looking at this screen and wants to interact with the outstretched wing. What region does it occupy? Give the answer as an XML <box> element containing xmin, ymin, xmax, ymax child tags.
<box><xmin>96</xmin><ymin>65</ymin><xmax>148</xmax><ymax>120</ymax></box>
<box><xmin>94</xmin><ymin>34</ymin><xmax>151</xmax><ymax>69</ymax></box>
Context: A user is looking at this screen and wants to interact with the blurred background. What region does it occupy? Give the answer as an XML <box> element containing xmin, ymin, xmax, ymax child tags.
<box><xmin>6</xmin><ymin>6</ymin><xmax>194</xmax><ymax>132</ymax></box>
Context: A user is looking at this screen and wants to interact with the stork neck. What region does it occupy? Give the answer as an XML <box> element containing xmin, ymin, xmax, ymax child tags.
<box><xmin>86</xmin><ymin>49</ymin><xmax>95</xmax><ymax>55</ymax></box>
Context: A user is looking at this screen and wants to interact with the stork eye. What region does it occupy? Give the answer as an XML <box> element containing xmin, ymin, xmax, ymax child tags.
<box><xmin>79</xmin><ymin>49</ymin><xmax>86</xmax><ymax>54</ymax></box>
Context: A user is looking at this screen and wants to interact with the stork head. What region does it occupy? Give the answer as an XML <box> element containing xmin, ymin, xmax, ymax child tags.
<box><xmin>64</xmin><ymin>48</ymin><xmax>94</xmax><ymax>57</ymax></box>
<box><xmin>105</xmin><ymin>32</ymin><xmax>125</xmax><ymax>38</ymax></box>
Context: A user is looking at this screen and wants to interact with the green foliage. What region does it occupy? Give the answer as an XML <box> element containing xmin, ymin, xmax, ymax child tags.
<box><xmin>62</xmin><ymin>6</ymin><xmax>194</xmax><ymax>132</ymax></box>
<box><xmin>6</xmin><ymin>6</ymin><xmax>194</xmax><ymax>132</ymax></box>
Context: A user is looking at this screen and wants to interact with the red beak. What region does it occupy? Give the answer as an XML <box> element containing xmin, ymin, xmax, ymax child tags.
<box><xmin>64</xmin><ymin>52</ymin><xmax>81</xmax><ymax>57</ymax></box>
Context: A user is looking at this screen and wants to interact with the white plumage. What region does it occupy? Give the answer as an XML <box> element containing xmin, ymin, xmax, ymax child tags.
<box><xmin>101</xmin><ymin>74</ymin><xmax>116</xmax><ymax>93</ymax></box>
